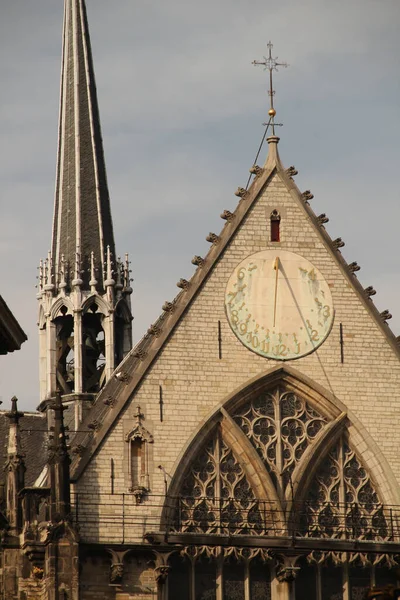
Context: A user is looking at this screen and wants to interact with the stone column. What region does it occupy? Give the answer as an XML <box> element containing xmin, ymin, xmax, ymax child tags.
<box><xmin>104</xmin><ymin>311</ymin><xmax>115</xmax><ymax>382</ymax></box>
<box><xmin>73</xmin><ymin>308</ymin><xmax>83</xmax><ymax>393</ymax></box>
<box><xmin>46</xmin><ymin>320</ymin><xmax>57</xmax><ymax>397</ymax></box>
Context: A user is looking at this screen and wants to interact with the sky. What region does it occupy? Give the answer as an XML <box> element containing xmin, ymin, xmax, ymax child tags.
<box><xmin>0</xmin><ymin>0</ymin><xmax>399</xmax><ymax>411</ymax></box>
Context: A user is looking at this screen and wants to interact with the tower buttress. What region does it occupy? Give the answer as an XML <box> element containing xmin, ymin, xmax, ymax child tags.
<box><xmin>37</xmin><ymin>0</ymin><xmax>133</xmax><ymax>428</ymax></box>
<box><xmin>5</xmin><ymin>397</ymin><xmax>25</xmax><ymax>532</ymax></box>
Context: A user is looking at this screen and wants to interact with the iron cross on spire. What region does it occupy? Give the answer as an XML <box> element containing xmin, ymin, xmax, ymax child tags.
<box><xmin>252</xmin><ymin>41</ymin><xmax>288</xmax><ymax>135</ymax></box>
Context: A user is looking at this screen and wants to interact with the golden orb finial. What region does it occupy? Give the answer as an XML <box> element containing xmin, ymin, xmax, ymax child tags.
<box><xmin>268</xmin><ymin>108</ymin><xmax>276</xmax><ymax>117</ymax></box>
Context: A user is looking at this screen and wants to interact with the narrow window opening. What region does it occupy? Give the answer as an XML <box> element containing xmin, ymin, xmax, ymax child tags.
<box><xmin>130</xmin><ymin>439</ymin><xmax>142</xmax><ymax>489</ymax></box>
<box><xmin>55</xmin><ymin>313</ymin><xmax>74</xmax><ymax>394</ymax></box>
<box><xmin>270</xmin><ymin>209</ymin><xmax>281</xmax><ymax>242</ymax></box>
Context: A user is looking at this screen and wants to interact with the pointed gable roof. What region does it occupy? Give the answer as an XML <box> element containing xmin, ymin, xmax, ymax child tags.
<box><xmin>69</xmin><ymin>135</ymin><xmax>400</xmax><ymax>480</ymax></box>
<box><xmin>51</xmin><ymin>0</ymin><xmax>115</xmax><ymax>290</ymax></box>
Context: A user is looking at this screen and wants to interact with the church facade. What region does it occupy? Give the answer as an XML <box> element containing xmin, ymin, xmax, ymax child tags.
<box><xmin>2</xmin><ymin>2</ymin><xmax>400</xmax><ymax>600</ymax></box>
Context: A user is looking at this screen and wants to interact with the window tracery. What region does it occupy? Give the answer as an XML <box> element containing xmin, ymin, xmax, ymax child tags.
<box><xmin>172</xmin><ymin>385</ymin><xmax>389</xmax><ymax>549</ymax></box>
<box><xmin>232</xmin><ymin>388</ymin><xmax>327</xmax><ymax>494</ymax></box>
<box><xmin>177</xmin><ymin>429</ymin><xmax>262</xmax><ymax>535</ymax></box>
<box><xmin>302</xmin><ymin>437</ymin><xmax>389</xmax><ymax>541</ymax></box>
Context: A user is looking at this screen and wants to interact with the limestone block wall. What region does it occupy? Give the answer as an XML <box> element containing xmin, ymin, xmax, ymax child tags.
<box><xmin>80</xmin><ymin>553</ymin><xmax>156</xmax><ymax>600</ymax></box>
<box><xmin>74</xmin><ymin>172</ymin><xmax>400</xmax><ymax>543</ymax></box>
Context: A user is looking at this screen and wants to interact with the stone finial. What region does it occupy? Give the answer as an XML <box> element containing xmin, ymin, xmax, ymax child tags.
<box><xmin>380</xmin><ymin>310</ymin><xmax>392</xmax><ymax>321</ymax></box>
<box><xmin>89</xmin><ymin>251</ymin><xmax>98</xmax><ymax>292</ymax></box>
<box><xmin>162</xmin><ymin>301</ymin><xmax>175</xmax><ymax>313</ymax></box>
<box><xmin>317</xmin><ymin>213</ymin><xmax>329</xmax><ymax>225</ymax></box>
<box><xmin>302</xmin><ymin>190</ymin><xmax>314</xmax><ymax>202</ymax></box>
<box><xmin>332</xmin><ymin>238</ymin><xmax>345</xmax><ymax>249</ymax></box>
<box><xmin>147</xmin><ymin>324</ymin><xmax>161</xmax><ymax>337</ymax></box>
<box><xmin>115</xmin><ymin>257</ymin><xmax>123</xmax><ymax>292</ymax></box>
<box><xmin>191</xmin><ymin>256</ymin><xmax>204</xmax><ymax>267</ymax></box>
<box><xmin>115</xmin><ymin>370</ymin><xmax>131</xmax><ymax>382</ymax></box>
<box><xmin>235</xmin><ymin>187</ymin><xmax>247</xmax><ymax>198</ymax></box>
<box><xmin>133</xmin><ymin>348</ymin><xmax>147</xmax><ymax>360</ymax></box>
<box><xmin>44</xmin><ymin>251</ymin><xmax>55</xmax><ymax>291</ymax></box>
<box><xmin>88</xmin><ymin>420</ymin><xmax>101</xmax><ymax>432</ymax></box>
<box><xmin>177</xmin><ymin>279</ymin><xmax>190</xmax><ymax>290</ymax></box>
<box><xmin>72</xmin><ymin>248</ymin><xmax>83</xmax><ymax>287</ymax></box>
<box><xmin>220</xmin><ymin>210</ymin><xmax>235</xmax><ymax>222</ymax></box>
<box><xmin>286</xmin><ymin>166</ymin><xmax>298</xmax><ymax>178</ymax></box>
<box><xmin>249</xmin><ymin>165</ymin><xmax>263</xmax><ymax>176</ymax></box>
<box><xmin>206</xmin><ymin>232</ymin><xmax>220</xmax><ymax>245</ymax></box>
<box><xmin>5</xmin><ymin>396</ymin><xmax>23</xmax><ymax>427</ymax></box>
<box><xmin>348</xmin><ymin>261</ymin><xmax>360</xmax><ymax>273</ymax></box>
<box><xmin>364</xmin><ymin>286</ymin><xmax>376</xmax><ymax>297</ymax></box>
<box><xmin>103</xmin><ymin>395</ymin><xmax>116</xmax><ymax>407</ymax></box>
<box><xmin>123</xmin><ymin>253</ymin><xmax>133</xmax><ymax>294</ymax></box>
<box><xmin>38</xmin><ymin>259</ymin><xmax>44</xmax><ymax>293</ymax></box>
<box><xmin>104</xmin><ymin>245</ymin><xmax>115</xmax><ymax>288</ymax></box>
<box><xmin>59</xmin><ymin>254</ymin><xmax>67</xmax><ymax>293</ymax></box>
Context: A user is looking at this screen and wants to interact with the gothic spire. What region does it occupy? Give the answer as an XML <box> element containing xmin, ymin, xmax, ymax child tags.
<box><xmin>51</xmin><ymin>0</ymin><xmax>115</xmax><ymax>290</ymax></box>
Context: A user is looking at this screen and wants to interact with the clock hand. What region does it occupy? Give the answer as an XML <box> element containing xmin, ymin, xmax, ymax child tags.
<box><xmin>273</xmin><ymin>257</ymin><xmax>279</xmax><ymax>328</ymax></box>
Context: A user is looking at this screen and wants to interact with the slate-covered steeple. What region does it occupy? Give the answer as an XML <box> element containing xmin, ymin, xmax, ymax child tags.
<box><xmin>52</xmin><ymin>0</ymin><xmax>114</xmax><ymax>290</ymax></box>
<box><xmin>38</xmin><ymin>0</ymin><xmax>132</xmax><ymax>425</ymax></box>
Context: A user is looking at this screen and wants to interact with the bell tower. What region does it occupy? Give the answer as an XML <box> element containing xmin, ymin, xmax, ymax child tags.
<box><xmin>37</xmin><ymin>0</ymin><xmax>132</xmax><ymax>427</ymax></box>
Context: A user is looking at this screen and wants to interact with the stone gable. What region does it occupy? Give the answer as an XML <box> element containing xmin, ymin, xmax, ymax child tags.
<box><xmin>73</xmin><ymin>144</ymin><xmax>400</xmax><ymax>543</ymax></box>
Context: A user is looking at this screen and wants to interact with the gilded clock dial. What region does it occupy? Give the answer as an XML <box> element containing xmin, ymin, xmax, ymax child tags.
<box><xmin>225</xmin><ymin>250</ymin><xmax>334</xmax><ymax>360</ymax></box>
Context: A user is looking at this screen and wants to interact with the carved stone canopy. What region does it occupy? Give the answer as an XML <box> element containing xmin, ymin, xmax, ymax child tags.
<box><xmin>125</xmin><ymin>406</ymin><xmax>154</xmax><ymax>444</ymax></box>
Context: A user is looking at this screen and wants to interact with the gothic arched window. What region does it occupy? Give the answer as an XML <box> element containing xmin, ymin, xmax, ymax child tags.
<box><xmin>270</xmin><ymin>209</ymin><xmax>281</xmax><ymax>242</ymax></box>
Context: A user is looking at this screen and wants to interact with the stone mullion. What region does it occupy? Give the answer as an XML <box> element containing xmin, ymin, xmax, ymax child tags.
<box><xmin>275</xmin><ymin>387</ymin><xmax>284</xmax><ymax>502</ymax></box>
<box><xmin>338</xmin><ymin>436</ymin><xmax>346</xmax><ymax>536</ymax></box>
<box><xmin>216</xmin><ymin>554</ymin><xmax>223</xmax><ymax>600</ymax></box>
<box><xmin>215</xmin><ymin>430</ymin><xmax>222</xmax><ymax>534</ymax></box>
<box><xmin>190</xmin><ymin>558</ymin><xmax>196</xmax><ymax>600</ymax></box>
<box><xmin>244</xmin><ymin>560</ymin><xmax>251</xmax><ymax>600</ymax></box>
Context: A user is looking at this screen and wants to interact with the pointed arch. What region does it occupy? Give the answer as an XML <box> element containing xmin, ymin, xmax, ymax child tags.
<box><xmin>81</xmin><ymin>294</ymin><xmax>110</xmax><ymax>316</ymax></box>
<box><xmin>115</xmin><ymin>298</ymin><xmax>132</xmax><ymax>323</ymax></box>
<box><xmin>38</xmin><ymin>304</ymin><xmax>46</xmax><ymax>330</ymax></box>
<box><xmin>288</xmin><ymin>411</ymin><xmax>347</xmax><ymax>505</ymax></box>
<box><xmin>220</xmin><ymin>408</ymin><xmax>283</xmax><ymax>510</ymax></box>
<box><xmin>49</xmin><ymin>297</ymin><xmax>74</xmax><ymax>321</ymax></box>
<box><xmin>161</xmin><ymin>366</ymin><xmax>400</xmax><ymax>533</ymax></box>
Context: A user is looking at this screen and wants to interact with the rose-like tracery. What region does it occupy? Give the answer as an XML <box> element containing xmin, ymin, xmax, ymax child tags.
<box><xmin>173</xmin><ymin>386</ymin><xmax>388</xmax><ymax>545</ymax></box>
<box><xmin>302</xmin><ymin>439</ymin><xmax>389</xmax><ymax>541</ymax></box>
<box><xmin>176</xmin><ymin>430</ymin><xmax>263</xmax><ymax>535</ymax></box>
<box><xmin>233</xmin><ymin>388</ymin><xmax>327</xmax><ymax>494</ymax></box>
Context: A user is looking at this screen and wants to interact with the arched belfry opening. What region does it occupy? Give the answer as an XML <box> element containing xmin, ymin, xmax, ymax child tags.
<box><xmin>115</xmin><ymin>299</ymin><xmax>133</xmax><ymax>367</ymax></box>
<box><xmin>54</xmin><ymin>306</ymin><xmax>75</xmax><ymax>394</ymax></box>
<box><xmin>82</xmin><ymin>302</ymin><xmax>106</xmax><ymax>393</ymax></box>
<box><xmin>163</xmin><ymin>371</ymin><xmax>396</xmax><ymax>599</ymax></box>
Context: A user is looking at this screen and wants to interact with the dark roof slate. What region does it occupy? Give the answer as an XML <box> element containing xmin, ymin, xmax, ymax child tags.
<box><xmin>52</xmin><ymin>0</ymin><xmax>115</xmax><ymax>290</ymax></box>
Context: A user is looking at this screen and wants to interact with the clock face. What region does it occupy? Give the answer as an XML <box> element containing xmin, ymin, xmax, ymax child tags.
<box><xmin>225</xmin><ymin>250</ymin><xmax>334</xmax><ymax>360</ymax></box>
